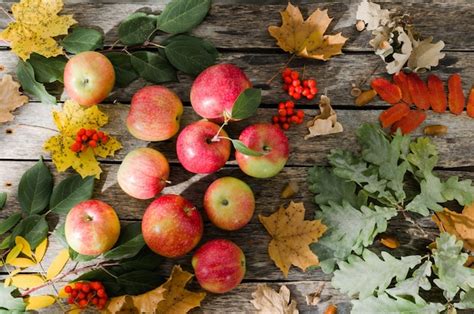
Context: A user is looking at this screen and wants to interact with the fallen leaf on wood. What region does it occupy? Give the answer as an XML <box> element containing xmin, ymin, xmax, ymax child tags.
<box><xmin>25</xmin><ymin>295</ymin><xmax>56</xmax><ymax>310</ymax></box>
<box><xmin>407</xmin><ymin>37</ymin><xmax>445</xmax><ymax>73</ymax></box>
<box><xmin>305</xmin><ymin>283</ymin><xmax>324</xmax><ymax>306</ymax></box>
<box><xmin>34</xmin><ymin>238</ymin><xmax>48</xmax><ymax>263</ymax></box>
<box><xmin>105</xmin><ymin>287</ymin><xmax>165</xmax><ymax>313</ymax></box>
<box><xmin>46</xmin><ymin>248</ymin><xmax>69</xmax><ymax>280</ymax></box>
<box><xmin>10</xmin><ymin>274</ymin><xmax>45</xmax><ymax>289</ymax></box>
<box><xmin>0</xmin><ymin>75</ymin><xmax>29</xmax><ymax>123</ymax></box>
<box><xmin>305</xmin><ymin>95</ymin><xmax>343</xmax><ymax>140</ymax></box>
<box><xmin>281</xmin><ymin>181</ymin><xmax>299</xmax><ymax>199</ymax></box>
<box><xmin>356</xmin><ymin>0</ymin><xmax>390</xmax><ymax>31</ymax></box>
<box><xmin>259</xmin><ymin>202</ymin><xmax>327</xmax><ymax>277</ymax></box>
<box><xmin>251</xmin><ymin>284</ymin><xmax>299</xmax><ymax>314</ymax></box>
<box><xmin>432</xmin><ymin>206</ymin><xmax>474</xmax><ymax>252</ymax></box>
<box><xmin>268</xmin><ymin>3</ymin><xmax>348</xmax><ymax>60</ymax></box>
<box><xmin>385</xmin><ymin>27</ymin><xmax>412</xmax><ymax>74</ymax></box>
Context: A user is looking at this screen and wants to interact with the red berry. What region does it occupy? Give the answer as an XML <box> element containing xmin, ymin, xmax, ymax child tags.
<box><xmin>81</xmin><ymin>135</ymin><xmax>88</xmax><ymax>142</ymax></box>
<box><xmin>285</xmin><ymin>101</ymin><xmax>294</xmax><ymax>108</ymax></box>
<box><xmin>283</xmin><ymin>84</ymin><xmax>289</xmax><ymax>91</ymax></box>
<box><xmin>101</xmin><ymin>136</ymin><xmax>109</xmax><ymax>144</ymax></box>
<box><xmin>90</xmin><ymin>282</ymin><xmax>102</xmax><ymax>291</ymax></box>
<box><xmin>85</xmin><ymin>130</ymin><xmax>93</xmax><ymax>137</ymax></box>
<box><xmin>91</xmin><ymin>297</ymin><xmax>99</xmax><ymax>305</ymax></box>
<box><xmin>272</xmin><ymin>115</ymin><xmax>279</xmax><ymax>123</ymax></box>
<box><xmin>290</xmin><ymin>71</ymin><xmax>299</xmax><ymax>80</ymax></box>
<box><xmin>283</xmin><ymin>68</ymin><xmax>292</xmax><ymax>77</ymax></box>
<box><xmin>278</xmin><ymin>108</ymin><xmax>287</xmax><ymax>116</ymax></box>
<box><xmin>74</xmin><ymin>282</ymin><xmax>82</xmax><ymax>289</ymax></box>
<box><xmin>310</xmin><ymin>87</ymin><xmax>318</xmax><ymax>95</ymax></box>
<box><xmin>308</xmin><ymin>80</ymin><xmax>316</xmax><ymax>88</ymax></box>
<box><xmin>290</xmin><ymin>115</ymin><xmax>299</xmax><ymax>124</ymax></box>
<box><xmin>284</xmin><ymin>76</ymin><xmax>292</xmax><ymax>84</ymax></box>
<box><xmin>297</xmin><ymin>116</ymin><xmax>304</xmax><ymax>124</ymax></box>
<box><xmin>303</xmin><ymin>80</ymin><xmax>309</xmax><ymax>87</ymax></box>
<box><xmin>289</xmin><ymin>85</ymin><xmax>295</xmax><ymax>93</ymax></box>
<box><xmin>98</xmin><ymin>298</ymin><xmax>107</xmax><ymax>306</ymax></box>
<box><xmin>282</xmin><ymin>123</ymin><xmax>290</xmax><ymax>130</ymax></box>
<box><xmin>78</xmin><ymin>292</ymin><xmax>86</xmax><ymax>300</ymax></box>
<box><xmin>91</xmin><ymin>134</ymin><xmax>99</xmax><ymax>141</ymax></box>
<box><xmin>293</xmin><ymin>93</ymin><xmax>301</xmax><ymax>100</ymax></box>
<box><xmin>70</xmin><ymin>142</ymin><xmax>81</xmax><ymax>153</ymax></box>
<box><xmin>71</xmin><ymin>289</ymin><xmax>78</xmax><ymax>298</ymax></box>
<box><xmin>292</xmin><ymin>80</ymin><xmax>300</xmax><ymax>87</ymax></box>
<box><xmin>77</xmin><ymin>128</ymin><xmax>86</xmax><ymax>136</ymax></box>
<box><xmin>279</xmin><ymin>116</ymin><xmax>287</xmax><ymax>123</ymax></box>
<box><xmin>97</xmin><ymin>289</ymin><xmax>106</xmax><ymax>298</ymax></box>
<box><xmin>297</xmin><ymin>110</ymin><xmax>304</xmax><ymax>118</ymax></box>
<box><xmin>78</xmin><ymin>299</ymin><xmax>88</xmax><ymax>308</ymax></box>
<box><xmin>97</xmin><ymin>131</ymin><xmax>104</xmax><ymax>138</ymax></box>
<box><xmin>287</xmin><ymin>108</ymin><xmax>294</xmax><ymax>116</ymax></box>
<box><xmin>65</xmin><ymin>285</ymin><xmax>72</xmax><ymax>294</ymax></box>
<box><xmin>88</xmin><ymin>140</ymin><xmax>97</xmax><ymax>148</ymax></box>
<box><xmin>278</xmin><ymin>102</ymin><xmax>285</xmax><ymax>110</ymax></box>
<box><xmin>75</xmin><ymin>134</ymin><xmax>82</xmax><ymax>142</ymax></box>
<box><xmin>67</xmin><ymin>297</ymin><xmax>75</xmax><ymax>305</ymax></box>
<box><xmin>295</xmin><ymin>86</ymin><xmax>303</xmax><ymax>94</ymax></box>
<box><xmin>302</xmin><ymin>88</ymin><xmax>309</xmax><ymax>96</ymax></box>
<box><xmin>306</xmin><ymin>94</ymin><xmax>315</xmax><ymax>100</ymax></box>
<box><xmin>82</xmin><ymin>284</ymin><xmax>91</xmax><ymax>293</ymax></box>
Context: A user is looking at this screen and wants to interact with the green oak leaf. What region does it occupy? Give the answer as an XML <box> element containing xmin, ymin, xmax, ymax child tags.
<box><xmin>386</xmin><ymin>260</ymin><xmax>432</xmax><ymax>304</ymax></box>
<box><xmin>18</xmin><ymin>158</ymin><xmax>53</xmax><ymax>215</ymax></box>
<box><xmin>407</xmin><ymin>137</ymin><xmax>438</xmax><ymax>178</ymax></box>
<box><xmin>16</xmin><ymin>61</ymin><xmax>56</xmax><ymax>104</ymax></box>
<box><xmin>157</xmin><ymin>0</ymin><xmax>211</xmax><ymax>34</ymax></box>
<box><xmin>0</xmin><ymin>286</ymin><xmax>26</xmax><ymax>311</ymax></box>
<box><xmin>455</xmin><ymin>288</ymin><xmax>474</xmax><ymax>309</ymax></box>
<box><xmin>351</xmin><ymin>293</ymin><xmax>444</xmax><ymax>313</ymax></box>
<box><xmin>61</xmin><ymin>27</ymin><xmax>104</xmax><ymax>54</ymax></box>
<box><xmin>27</xmin><ymin>53</ymin><xmax>66</xmax><ymax>83</ymax></box>
<box><xmin>130</xmin><ymin>51</ymin><xmax>177</xmax><ymax>84</ymax></box>
<box><xmin>118</xmin><ymin>12</ymin><xmax>157</xmax><ymax>46</ymax></box>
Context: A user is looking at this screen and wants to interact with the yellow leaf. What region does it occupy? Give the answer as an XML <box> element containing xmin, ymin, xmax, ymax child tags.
<box><xmin>35</xmin><ymin>238</ymin><xmax>48</xmax><ymax>263</ymax></box>
<box><xmin>15</xmin><ymin>236</ymin><xmax>33</xmax><ymax>258</ymax></box>
<box><xmin>43</xmin><ymin>100</ymin><xmax>122</xmax><ymax>178</ymax></box>
<box><xmin>251</xmin><ymin>284</ymin><xmax>299</xmax><ymax>314</ymax></box>
<box><xmin>4</xmin><ymin>269</ymin><xmax>22</xmax><ymax>287</ymax></box>
<box><xmin>6</xmin><ymin>243</ymin><xmax>23</xmax><ymax>264</ymax></box>
<box><xmin>8</xmin><ymin>257</ymin><xmax>37</xmax><ymax>268</ymax></box>
<box><xmin>0</xmin><ymin>75</ymin><xmax>29</xmax><ymax>123</ymax></box>
<box><xmin>432</xmin><ymin>206</ymin><xmax>474</xmax><ymax>252</ymax></box>
<box><xmin>268</xmin><ymin>3</ymin><xmax>348</xmax><ymax>60</ymax></box>
<box><xmin>0</xmin><ymin>0</ymin><xmax>76</xmax><ymax>60</ymax></box>
<box><xmin>259</xmin><ymin>202</ymin><xmax>327</xmax><ymax>277</ymax></box>
<box><xmin>11</xmin><ymin>274</ymin><xmax>45</xmax><ymax>289</ymax></box>
<box><xmin>25</xmin><ymin>295</ymin><xmax>56</xmax><ymax>310</ymax></box>
<box><xmin>46</xmin><ymin>248</ymin><xmax>69</xmax><ymax>280</ymax></box>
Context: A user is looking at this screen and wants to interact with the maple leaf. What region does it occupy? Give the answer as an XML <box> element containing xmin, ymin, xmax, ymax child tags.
<box><xmin>259</xmin><ymin>202</ymin><xmax>327</xmax><ymax>277</ymax></box>
<box><xmin>305</xmin><ymin>95</ymin><xmax>343</xmax><ymax>140</ymax></box>
<box><xmin>0</xmin><ymin>75</ymin><xmax>29</xmax><ymax>123</ymax></box>
<box><xmin>0</xmin><ymin>0</ymin><xmax>76</xmax><ymax>60</ymax></box>
<box><xmin>43</xmin><ymin>100</ymin><xmax>122</xmax><ymax>179</ymax></box>
<box><xmin>250</xmin><ymin>284</ymin><xmax>299</xmax><ymax>314</ymax></box>
<box><xmin>268</xmin><ymin>3</ymin><xmax>348</xmax><ymax>61</ymax></box>
<box><xmin>432</xmin><ymin>205</ymin><xmax>474</xmax><ymax>252</ymax></box>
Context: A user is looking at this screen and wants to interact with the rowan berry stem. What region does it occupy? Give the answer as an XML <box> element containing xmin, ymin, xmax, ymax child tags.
<box><xmin>266</xmin><ymin>53</ymin><xmax>296</xmax><ymax>85</ymax></box>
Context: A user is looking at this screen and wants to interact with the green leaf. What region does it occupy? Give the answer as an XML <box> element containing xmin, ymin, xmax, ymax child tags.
<box><xmin>386</xmin><ymin>260</ymin><xmax>432</xmax><ymax>304</ymax></box>
<box><xmin>332</xmin><ymin>250</ymin><xmax>421</xmax><ymax>299</ymax></box>
<box><xmin>455</xmin><ymin>288</ymin><xmax>474</xmax><ymax>309</ymax></box>
<box><xmin>157</xmin><ymin>0</ymin><xmax>211</xmax><ymax>34</ymax></box>
<box><xmin>164</xmin><ymin>35</ymin><xmax>218</xmax><ymax>75</ymax></box>
<box><xmin>432</xmin><ymin>233</ymin><xmax>474</xmax><ymax>300</ymax></box>
<box><xmin>351</xmin><ymin>293</ymin><xmax>444</xmax><ymax>314</ymax></box>
<box><xmin>0</xmin><ymin>235</ymin><xmax>11</xmax><ymax>249</ymax></box>
<box><xmin>0</xmin><ymin>213</ymin><xmax>22</xmax><ymax>235</ymax></box>
<box><xmin>117</xmin><ymin>270</ymin><xmax>164</xmax><ymax>295</ymax></box>
<box><xmin>230</xmin><ymin>88</ymin><xmax>262</xmax><ymax>120</ymax></box>
<box><xmin>69</xmin><ymin>247</ymin><xmax>97</xmax><ymax>262</ymax></box>
<box><xmin>27</xmin><ymin>53</ymin><xmax>66</xmax><ymax>83</ymax></box>
<box><xmin>118</xmin><ymin>12</ymin><xmax>157</xmax><ymax>46</ymax></box>
<box><xmin>103</xmin><ymin>222</ymin><xmax>145</xmax><ymax>260</ymax></box>
<box><xmin>0</xmin><ymin>286</ymin><xmax>26</xmax><ymax>311</ymax></box>
<box><xmin>231</xmin><ymin>139</ymin><xmax>264</xmax><ymax>157</ymax></box>
<box><xmin>130</xmin><ymin>51</ymin><xmax>177</xmax><ymax>84</ymax></box>
<box><xmin>105</xmin><ymin>52</ymin><xmax>138</xmax><ymax>87</ymax></box>
<box><xmin>18</xmin><ymin>158</ymin><xmax>53</xmax><ymax>215</ymax></box>
<box><xmin>441</xmin><ymin>176</ymin><xmax>474</xmax><ymax>206</ymax></box>
<box><xmin>407</xmin><ymin>137</ymin><xmax>438</xmax><ymax>178</ymax></box>
<box><xmin>0</xmin><ymin>192</ymin><xmax>6</xmax><ymax>210</ymax></box>
<box><xmin>49</xmin><ymin>175</ymin><xmax>94</xmax><ymax>215</ymax></box>
<box><xmin>9</xmin><ymin>215</ymin><xmax>48</xmax><ymax>249</ymax></box>
<box><xmin>16</xmin><ymin>61</ymin><xmax>56</xmax><ymax>104</ymax></box>
<box><xmin>61</xmin><ymin>27</ymin><xmax>104</xmax><ymax>54</ymax></box>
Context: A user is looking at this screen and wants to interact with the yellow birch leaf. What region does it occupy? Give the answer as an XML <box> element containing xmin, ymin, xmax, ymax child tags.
<box><xmin>11</xmin><ymin>274</ymin><xmax>45</xmax><ymax>289</ymax></box>
<box><xmin>46</xmin><ymin>248</ymin><xmax>69</xmax><ymax>280</ymax></box>
<box><xmin>4</xmin><ymin>269</ymin><xmax>22</xmax><ymax>287</ymax></box>
<box><xmin>25</xmin><ymin>295</ymin><xmax>56</xmax><ymax>310</ymax></box>
<box><xmin>6</xmin><ymin>243</ymin><xmax>23</xmax><ymax>264</ymax></box>
<box><xmin>0</xmin><ymin>75</ymin><xmax>29</xmax><ymax>123</ymax></box>
<box><xmin>34</xmin><ymin>238</ymin><xmax>48</xmax><ymax>263</ymax></box>
<box><xmin>8</xmin><ymin>257</ymin><xmax>37</xmax><ymax>268</ymax></box>
<box><xmin>259</xmin><ymin>202</ymin><xmax>327</xmax><ymax>277</ymax></box>
<box><xmin>15</xmin><ymin>236</ymin><xmax>33</xmax><ymax>258</ymax></box>
<box><xmin>0</xmin><ymin>0</ymin><xmax>76</xmax><ymax>60</ymax></box>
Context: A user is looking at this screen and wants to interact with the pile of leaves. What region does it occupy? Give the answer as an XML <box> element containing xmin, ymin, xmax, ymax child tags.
<box><xmin>308</xmin><ymin>123</ymin><xmax>474</xmax><ymax>311</ymax></box>
<box><xmin>356</xmin><ymin>0</ymin><xmax>445</xmax><ymax>74</ymax></box>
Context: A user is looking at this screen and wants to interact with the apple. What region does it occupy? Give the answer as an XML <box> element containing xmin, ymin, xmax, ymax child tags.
<box><xmin>176</xmin><ymin>120</ymin><xmax>231</xmax><ymax>174</ymax></box>
<box><xmin>192</xmin><ymin>239</ymin><xmax>246</xmax><ymax>293</ymax></box>
<box><xmin>204</xmin><ymin>177</ymin><xmax>255</xmax><ymax>230</ymax></box>
<box><xmin>65</xmin><ymin>200</ymin><xmax>120</xmax><ymax>256</ymax></box>
<box><xmin>127</xmin><ymin>86</ymin><xmax>183</xmax><ymax>141</ymax></box>
<box><xmin>235</xmin><ymin>123</ymin><xmax>289</xmax><ymax>178</ymax></box>
<box><xmin>142</xmin><ymin>194</ymin><xmax>203</xmax><ymax>258</ymax></box>
<box><xmin>190</xmin><ymin>63</ymin><xmax>252</xmax><ymax>120</ymax></box>
<box><xmin>117</xmin><ymin>147</ymin><xmax>170</xmax><ymax>200</ymax></box>
<box><xmin>64</xmin><ymin>51</ymin><xmax>115</xmax><ymax>107</ymax></box>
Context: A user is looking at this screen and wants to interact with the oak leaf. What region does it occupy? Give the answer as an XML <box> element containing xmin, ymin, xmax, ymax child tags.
<box><xmin>407</xmin><ymin>36</ymin><xmax>445</xmax><ymax>73</ymax></box>
<box><xmin>0</xmin><ymin>75</ymin><xmax>29</xmax><ymax>123</ymax></box>
<box><xmin>43</xmin><ymin>100</ymin><xmax>122</xmax><ymax>178</ymax></box>
<box><xmin>432</xmin><ymin>205</ymin><xmax>474</xmax><ymax>252</ymax></box>
<box><xmin>0</xmin><ymin>0</ymin><xmax>76</xmax><ymax>60</ymax></box>
<box><xmin>259</xmin><ymin>202</ymin><xmax>327</xmax><ymax>277</ymax></box>
<box><xmin>356</xmin><ymin>0</ymin><xmax>390</xmax><ymax>31</ymax></box>
<box><xmin>268</xmin><ymin>3</ymin><xmax>348</xmax><ymax>61</ymax></box>
<box><xmin>251</xmin><ymin>284</ymin><xmax>299</xmax><ymax>314</ymax></box>
<box><xmin>305</xmin><ymin>95</ymin><xmax>343</xmax><ymax>140</ymax></box>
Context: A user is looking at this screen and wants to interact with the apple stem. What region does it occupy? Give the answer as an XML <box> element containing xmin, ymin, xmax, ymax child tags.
<box><xmin>266</xmin><ymin>53</ymin><xmax>296</xmax><ymax>85</ymax></box>
<box><xmin>211</xmin><ymin>115</ymin><xmax>231</xmax><ymax>142</ymax></box>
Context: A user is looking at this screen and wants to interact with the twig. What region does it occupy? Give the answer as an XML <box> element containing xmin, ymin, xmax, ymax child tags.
<box><xmin>266</xmin><ymin>53</ymin><xmax>296</xmax><ymax>85</ymax></box>
<box><xmin>400</xmin><ymin>209</ymin><xmax>430</xmax><ymax>238</ymax></box>
<box><xmin>18</xmin><ymin>123</ymin><xmax>58</xmax><ymax>133</ymax></box>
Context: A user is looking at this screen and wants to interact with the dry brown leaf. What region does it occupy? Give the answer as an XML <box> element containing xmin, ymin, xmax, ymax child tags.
<box><xmin>268</xmin><ymin>3</ymin><xmax>348</xmax><ymax>61</ymax></box>
<box><xmin>258</xmin><ymin>202</ymin><xmax>327</xmax><ymax>277</ymax></box>
<box><xmin>281</xmin><ymin>181</ymin><xmax>299</xmax><ymax>199</ymax></box>
<box><xmin>0</xmin><ymin>75</ymin><xmax>28</xmax><ymax>123</ymax></box>
<box><xmin>356</xmin><ymin>0</ymin><xmax>390</xmax><ymax>31</ymax></box>
<box><xmin>305</xmin><ymin>283</ymin><xmax>324</xmax><ymax>306</ymax></box>
<box><xmin>305</xmin><ymin>95</ymin><xmax>343</xmax><ymax>140</ymax></box>
<box><xmin>251</xmin><ymin>284</ymin><xmax>299</xmax><ymax>314</ymax></box>
<box><xmin>407</xmin><ymin>36</ymin><xmax>445</xmax><ymax>73</ymax></box>
<box><xmin>105</xmin><ymin>288</ymin><xmax>166</xmax><ymax>314</ymax></box>
<box><xmin>432</xmin><ymin>206</ymin><xmax>474</xmax><ymax>252</ymax></box>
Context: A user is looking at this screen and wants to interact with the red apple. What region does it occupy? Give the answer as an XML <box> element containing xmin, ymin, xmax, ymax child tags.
<box><xmin>236</xmin><ymin>123</ymin><xmax>289</xmax><ymax>178</ymax></box>
<box><xmin>65</xmin><ymin>200</ymin><xmax>120</xmax><ymax>256</ymax></box>
<box><xmin>176</xmin><ymin>120</ymin><xmax>231</xmax><ymax>174</ymax></box>
<box><xmin>204</xmin><ymin>177</ymin><xmax>255</xmax><ymax>230</ymax></box>
<box><xmin>192</xmin><ymin>239</ymin><xmax>246</xmax><ymax>293</ymax></box>
<box><xmin>117</xmin><ymin>147</ymin><xmax>169</xmax><ymax>200</ymax></box>
<box><xmin>142</xmin><ymin>194</ymin><xmax>203</xmax><ymax>258</ymax></box>
<box><xmin>127</xmin><ymin>86</ymin><xmax>183</xmax><ymax>141</ymax></box>
<box><xmin>64</xmin><ymin>51</ymin><xmax>115</xmax><ymax>107</ymax></box>
<box><xmin>190</xmin><ymin>64</ymin><xmax>252</xmax><ymax>120</ymax></box>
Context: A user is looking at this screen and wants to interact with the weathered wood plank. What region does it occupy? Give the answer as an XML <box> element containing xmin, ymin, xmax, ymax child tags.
<box><xmin>2</xmin><ymin>104</ymin><xmax>474</xmax><ymax>168</ymax></box>
<box><xmin>0</xmin><ymin>2</ymin><xmax>473</xmax><ymax>51</ymax></box>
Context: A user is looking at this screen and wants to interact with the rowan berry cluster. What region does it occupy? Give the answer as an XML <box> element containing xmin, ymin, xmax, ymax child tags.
<box><xmin>70</xmin><ymin>128</ymin><xmax>109</xmax><ymax>153</ymax></box>
<box><xmin>64</xmin><ymin>281</ymin><xmax>108</xmax><ymax>310</ymax></box>
<box><xmin>282</xmin><ymin>68</ymin><xmax>318</xmax><ymax>100</ymax></box>
<box><xmin>272</xmin><ymin>101</ymin><xmax>305</xmax><ymax>130</ymax></box>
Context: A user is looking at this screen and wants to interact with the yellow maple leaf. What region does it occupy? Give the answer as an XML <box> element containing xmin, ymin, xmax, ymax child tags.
<box><xmin>0</xmin><ymin>0</ymin><xmax>76</xmax><ymax>60</ymax></box>
<box><xmin>259</xmin><ymin>202</ymin><xmax>327</xmax><ymax>277</ymax></box>
<box><xmin>268</xmin><ymin>3</ymin><xmax>348</xmax><ymax>60</ymax></box>
<box><xmin>0</xmin><ymin>75</ymin><xmax>29</xmax><ymax>123</ymax></box>
<box><xmin>43</xmin><ymin>100</ymin><xmax>122</xmax><ymax>178</ymax></box>
<box><xmin>432</xmin><ymin>205</ymin><xmax>474</xmax><ymax>252</ymax></box>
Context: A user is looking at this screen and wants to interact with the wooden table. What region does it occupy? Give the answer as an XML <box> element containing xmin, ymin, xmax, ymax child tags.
<box><xmin>0</xmin><ymin>0</ymin><xmax>473</xmax><ymax>312</ymax></box>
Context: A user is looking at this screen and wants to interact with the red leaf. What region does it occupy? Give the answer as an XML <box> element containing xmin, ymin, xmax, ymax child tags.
<box><xmin>391</xmin><ymin>110</ymin><xmax>427</xmax><ymax>134</ymax></box>
<box><xmin>393</xmin><ymin>72</ymin><xmax>412</xmax><ymax>105</ymax></box>
<box><xmin>427</xmin><ymin>75</ymin><xmax>447</xmax><ymax>113</ymax></box>
<box><xmin>467</xmin><ymin>87</ymin><xmax>474</xmax><ymax>118</ymax></box>
<box><xmin>379</xmin><ymin>103</ymin><xmax>410</xmax><ymax>128</ymax></box>
<box><xmin>448</xmin><ymin>74</ymin><xmax>465</xmax><ymax>115</ymax></box>
<box><xmin>371</xmin><ymin>78</ymin><xmax>402</xmax><ymax>104</ymax></box>
<box><xmin>407</xmin><ymin>73</ymin><xmax>430</xmax><ymax>110</ymax></box>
